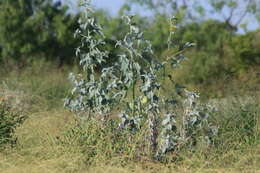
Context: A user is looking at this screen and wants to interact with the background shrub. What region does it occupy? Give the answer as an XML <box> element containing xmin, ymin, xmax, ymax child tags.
<box><xmin>0</xmin><ymin>101</ymin><xmax>26</xmax><ymax>147</ymax></box>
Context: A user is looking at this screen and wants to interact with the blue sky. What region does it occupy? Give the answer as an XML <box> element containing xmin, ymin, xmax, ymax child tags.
<box><xmin>66</xmin><ymin>0</ymin><xmax>151</xmax><ymax>16</ymax></box>
<box><xmin>93</xmin><ymin>0</ymin><xmax>125</xmax><ymax>15</ymax></box>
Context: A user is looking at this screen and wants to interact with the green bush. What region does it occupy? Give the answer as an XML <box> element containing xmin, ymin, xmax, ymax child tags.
<box><xmin>0</xmin><ymin>101</ymin><xmax>26</xmax><ymax>147</ymax></box>
<box><xmin>232</xmin><ymin>31</ymin><xmax>260</xmax><ymax>68</ymax></box>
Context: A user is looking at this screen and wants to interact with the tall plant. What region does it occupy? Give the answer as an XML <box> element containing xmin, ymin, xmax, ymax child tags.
<box><xmin>65</xmin><ymin>0</ymin><xmax>218</xmax><ymax>159</ymax></box>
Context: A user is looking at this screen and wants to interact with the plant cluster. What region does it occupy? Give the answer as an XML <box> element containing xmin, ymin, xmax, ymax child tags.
<box><xmin>65</xmin><ymin>0</ymin><xmax>218</xmax><ymax>160</ymax></box>
<box><xmin>0</xmin><ymin>100</ymin><xmax>26</xmax><ymax>148</ymax></box>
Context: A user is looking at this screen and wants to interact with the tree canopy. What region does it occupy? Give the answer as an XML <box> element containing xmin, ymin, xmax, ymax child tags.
<box><xmin>128</xmin><ymin>0</ymin><xmax>260</xmax><ymax>31</ymax></box>
<box><xmin>0</xmin><ymin>0</ymin><xmax>78</xmax><ymax>64</ymax></box>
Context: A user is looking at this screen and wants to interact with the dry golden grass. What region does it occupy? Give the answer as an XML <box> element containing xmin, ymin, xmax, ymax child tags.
<box><xmin>0</xmin><ymin>109</ymin><xmax>259</xmax><ymax>173</ymax></box>
<box><xmin>0</xmin><ymin>110</ymin><xmax>86</xmax><ymax>173</ymax></box>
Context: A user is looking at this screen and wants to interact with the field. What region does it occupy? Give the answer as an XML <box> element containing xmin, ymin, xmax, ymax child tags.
<box><xmin>1</xmin><ymin>0</ymin><xmax>260</xmax><ymax>172</ymax></box>
<box><xmin>0</xmin><ymin>62</ymin><xmax>259</xmax><ymax>173</ymax></box>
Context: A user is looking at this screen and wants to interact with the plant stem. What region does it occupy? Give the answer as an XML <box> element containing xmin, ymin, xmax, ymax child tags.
<box><xmin>131</xmin><ymin>58</ymin><xmax>136</xmax><ymax>117</ymax></box>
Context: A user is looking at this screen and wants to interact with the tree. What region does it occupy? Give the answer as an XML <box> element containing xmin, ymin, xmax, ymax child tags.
<box><xmin>128</xmin><ymin>0</ymin><xmax>260</xmax><ymax>31</ymax></box>
<box><xmin>0</xmin><ymin>0</ymin><xmax>78</xmax><ymax>64</ymax></box>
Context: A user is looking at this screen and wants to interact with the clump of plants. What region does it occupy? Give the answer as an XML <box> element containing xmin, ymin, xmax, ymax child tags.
<box><xmin>65</xmin><ymin>0</ymin><xmax>218</xmax><ymax>160</ymax></box>
<box><xmin>0</xmin><ymin>100</ymin><xmax>26</xmax><ymax>148</ymax></box>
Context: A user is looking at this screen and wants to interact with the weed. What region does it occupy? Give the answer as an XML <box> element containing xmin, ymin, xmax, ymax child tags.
<box><xmin>0</xmin><ymin>102</ymin><xmax>26</xmax><ymax>148</ymax></box>
<box><xmin>65</xmin><ymin>0</ymin><xmax>218</xmax><ymax>160</ymax></box>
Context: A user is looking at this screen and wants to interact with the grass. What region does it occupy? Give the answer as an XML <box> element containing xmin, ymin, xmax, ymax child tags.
<box><xmin>0</xmin><ymin>62</ymin><xmax>259</xmax><ymax>172</ymax></box>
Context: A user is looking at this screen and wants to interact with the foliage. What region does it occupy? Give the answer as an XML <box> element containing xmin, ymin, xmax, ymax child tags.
<box><xmin>128</xmin><ymin>0</ymin><xmax>260</xmax><ymax>31</ymax></box>
<box><xmin>0</xmin><ymin>101</ymin><xmax>26</xmax><ymax>147</ymax></box>
<box><xmin>232</xmin><ymin>31</ymin><xmax>260</xmax><ymax>67</ymax></box>
<box><xmin>157</xmin><ymin>20</ymin><xmax>260</xmax><ymax>85</ymax></box>
<box><xmin>0</xmin><ymin>0</ymin><xmax>78</xmax><ymax>64</ymax></box>
<box><xmin>65</xmin><ymin>0</ymin><xmax>217</xmax><ymax>160</ymax></box>
<box><xmin>168</xmin><ymin>20</ymin><xmax>233</xmax><ymax>84</ymax></box>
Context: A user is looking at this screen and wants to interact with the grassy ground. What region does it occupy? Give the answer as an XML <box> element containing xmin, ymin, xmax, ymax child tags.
<box><xmin>0</xmin><ymin>63</ymin><xmax>259</xmax><ymax>173</ymax></box>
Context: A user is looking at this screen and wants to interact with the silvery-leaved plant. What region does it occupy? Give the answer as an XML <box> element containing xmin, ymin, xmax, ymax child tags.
<box><xmin>115</xmin><ymin>15</ymin><xmax>162</xmax><ymax>153</ymax></box>
<box><xmin>65</xmin><ymin>0</ymin><xmax>218</xmax><ymax>160</ymax></box>
<box><xmin>64</xmin><ymin>0</ymin><xmax>121</xmax><ymax>119</ymax></box>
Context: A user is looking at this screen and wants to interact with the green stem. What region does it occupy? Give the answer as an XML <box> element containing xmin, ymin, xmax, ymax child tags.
<box><xmin>131</xmin><ymin>58</ymin><xmax>136</xmax><ymax>117</ymax></box>
<box><xmin>132</xmin><ymin>80</ymin><xmax>135</xmax><ymax>117</ymax></box>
